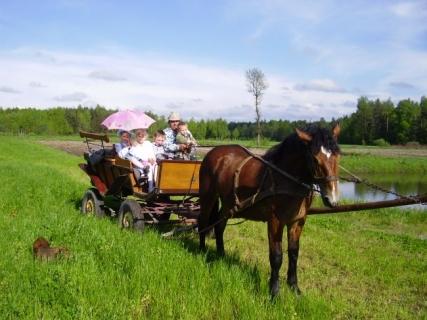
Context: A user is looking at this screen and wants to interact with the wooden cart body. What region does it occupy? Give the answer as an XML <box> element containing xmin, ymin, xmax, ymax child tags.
<box><xmin>78</xmin><ymin>131</ymin><xmax>202</xmax><ymax>229</ymax></box>
<box><xmin>80</xmin><ymin>155</ymin><xmax>201</xmax><ymax>198</ymax></box>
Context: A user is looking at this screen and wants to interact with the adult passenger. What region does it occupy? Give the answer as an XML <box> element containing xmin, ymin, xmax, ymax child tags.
<box><xmin>163</xmin><ymin>112</ymin><xmax>187</xmax><ymax>159</ymax></box>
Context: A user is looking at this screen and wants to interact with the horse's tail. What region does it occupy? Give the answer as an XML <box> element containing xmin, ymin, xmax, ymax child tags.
<box><xmin>198</xmin><ymin>154</ymin><xmax>219</xmax><ymax>233</ymax></box>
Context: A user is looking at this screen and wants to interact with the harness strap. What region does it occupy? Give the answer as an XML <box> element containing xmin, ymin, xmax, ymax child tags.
<box><xmin>230</xmin><ymin>152</ymin><xmax>311</xmax><ymax>217</ymax></box>
<box><xmin>229</xmin><ymin>188</ymin><xmax>306</xmax><ymax>217</ymax></box>
<box><xmin>240</xmin><ymin>146</ymin><xmax>312</xmax><ymax>190</ymax></box>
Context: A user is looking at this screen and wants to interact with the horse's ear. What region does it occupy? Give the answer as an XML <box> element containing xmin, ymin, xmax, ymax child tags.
<box><xmin>295</xmin><ymin>128</ymin><xmax>312</xmax><ymax>142</ymax></box>
<box><xmin>332</xmin><ymin>123</ymin><xmax>341</xmax><ymax>139</ymax></box>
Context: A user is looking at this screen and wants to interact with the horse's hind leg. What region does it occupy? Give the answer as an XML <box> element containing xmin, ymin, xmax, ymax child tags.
<box><xmin>214</xmin><ymin>212</ymin><xmax>227</xmax><ymax>256</ymax></box>
<box><xmin>199</xmin><ymin>197</ymin><xmax>219</xmax><ymax>252</ymax></box>
<box><xmin>268</xmin><ymin>216</ymin><xmax>285</xmax><ymax>298</ymax></box>
<box><xmin>286</xmin><ymin>218</ymin><xmax>306</xmax><ymax>294</ymax></box>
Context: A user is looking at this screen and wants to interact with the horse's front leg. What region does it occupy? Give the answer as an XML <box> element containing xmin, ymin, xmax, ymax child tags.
<box><xmin>286</xmin><ymin>218</ymin><xmax>306</xmax><ymax>294</ymax></box>
<box><xmin>268</xmin><ymin>217</ymin><xmax>285</xmax><ymax>298</ymax></box>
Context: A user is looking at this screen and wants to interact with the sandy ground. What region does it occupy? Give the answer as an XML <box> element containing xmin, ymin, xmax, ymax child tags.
<box><xmin>39</xmin><ymin>140</ymin><xmax>427</xmax><ymax>158</ymax></box>
<box><xmin>38</xmin><ymin>140</ymin><xmax>266</xmax><ymax>157</ymax></box>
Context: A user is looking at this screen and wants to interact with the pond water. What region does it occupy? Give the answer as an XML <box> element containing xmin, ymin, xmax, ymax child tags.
<box><xmin>339</xmin><ymin>174</ymin><xmax>427</xmax><ymax>210</ymax></box>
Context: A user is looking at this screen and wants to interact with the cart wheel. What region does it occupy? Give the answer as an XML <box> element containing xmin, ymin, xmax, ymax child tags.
<box><xmin>118</xmin><ymin>200</ymin><xmax>145</xmax><ymax>231</ymax></box>
<box><xmin>81</xmin><ymin>189</ymin><xmax>105</xmax><ymax>217</ymax></box>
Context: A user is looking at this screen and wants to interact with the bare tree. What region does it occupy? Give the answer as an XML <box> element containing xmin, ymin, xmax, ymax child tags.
<box><xmin>246</xmin><ymin>68</ymin><xmax>268</xmax><ymax>146</ymax></box>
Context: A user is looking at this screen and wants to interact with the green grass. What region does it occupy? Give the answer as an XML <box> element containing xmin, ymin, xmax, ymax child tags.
<box><xmin>340</xmin><ymin>153</ymin><xmax>427</xmax><ymax>173</ymax></box>
<box><xmin>0</xmin><ymin>136</ymin><xmax>426</xmax><ymax>319</ymax></box>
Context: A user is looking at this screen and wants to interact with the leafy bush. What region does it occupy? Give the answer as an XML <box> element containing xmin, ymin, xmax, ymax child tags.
<box><xmin>372</xmin><ymin>138</ymin><xmax>390</xmax><ymax>147</ymax></box>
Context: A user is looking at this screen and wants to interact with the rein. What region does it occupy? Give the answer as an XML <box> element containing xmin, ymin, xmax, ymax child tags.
<box><xmin>239</xmin><ymin>147</ymin><xmax>314</xmax><ymax>190</ymax></box>
<box><xmin>229</xmin><ymin>147</ymin><xmax>327</xmax><ymax>217</ymax></box>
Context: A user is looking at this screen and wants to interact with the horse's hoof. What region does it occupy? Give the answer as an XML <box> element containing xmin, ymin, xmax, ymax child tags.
<box><xmin>270</xmin><ymin>293</ymin><xmax>278</xmax><ymax>302</ymax></box>
<box><xmin>269</xmin><ymin>282</ymin><xmax>280</xmax><ymax>298</ymax></box>
<box><xmin>289</xmin><ymin>284</ymin><xmax>302</xmax><ymax>296</ymax></box>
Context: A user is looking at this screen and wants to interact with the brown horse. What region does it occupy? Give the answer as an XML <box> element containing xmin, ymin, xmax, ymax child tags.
<box><xmin>198</xmin><ymin>124</ymin><xmax>341</xmax><ymax>297</ymax></box>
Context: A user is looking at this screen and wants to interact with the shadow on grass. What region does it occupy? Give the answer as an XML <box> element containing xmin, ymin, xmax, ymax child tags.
<box><xmin>71</xmin><ymin>194</ymin><xmax>264</xmax><ymax>296</ymax></box>
<box><xmin>69</xmin><ymin>198</ymin><xmax>81</xmax><ymax>211</ymax></box>
<box><xmin>158</xmin><ymin>226</ymin><xmax>264</xmax><ymax>295</ymax></box>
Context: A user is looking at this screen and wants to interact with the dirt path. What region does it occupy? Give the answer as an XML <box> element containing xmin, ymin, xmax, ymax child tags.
<box><xmin>39</xmin><ymin>140</ymin><xmax>427</xmax><ymax>158</ymax></box>
<box><xmin>38</xmin><ymin>140</ymin><xmax>267</xmax><ymax>158</ymax></box>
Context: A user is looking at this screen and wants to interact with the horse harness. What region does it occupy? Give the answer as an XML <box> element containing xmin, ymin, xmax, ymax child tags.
<box><xmin>229</xmin><ymin>149</ymin><xmax>317</xmax><ymax>217</ymax></box>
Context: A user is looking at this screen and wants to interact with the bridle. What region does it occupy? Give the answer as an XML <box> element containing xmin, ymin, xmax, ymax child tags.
<box><xmin>308</xmin><ymin>148</ymin><xmax>339</xmax><ymax>187</ymax></box>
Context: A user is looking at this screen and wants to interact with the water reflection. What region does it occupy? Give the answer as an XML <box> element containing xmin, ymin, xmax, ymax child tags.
<box><xmin>340</xmin><ymin>174</ymin><xmax>427</xmax><ymax>210</ymax></box>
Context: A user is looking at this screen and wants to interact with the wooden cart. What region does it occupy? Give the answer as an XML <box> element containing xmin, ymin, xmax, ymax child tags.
<box><xmin>79</xmin><ymin>130</ymin><xmax>201</xmax><ymax>231</ymax></box>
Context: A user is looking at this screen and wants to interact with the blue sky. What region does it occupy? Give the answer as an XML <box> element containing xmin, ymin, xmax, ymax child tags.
<box><xmin>0</xmin><ymin>0</ymin><xmax>426</xmax><ymax>121</ymax></box>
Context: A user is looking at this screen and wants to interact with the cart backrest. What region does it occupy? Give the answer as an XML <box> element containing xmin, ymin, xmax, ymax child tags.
<box><xmin>79</xmin><ymin>130</ymin><xmax>110</xmax><ymax>143</ymax></box>
<box><xmin>156</xmin><ymin>160</ymin><xmax>201</xmax><ymax>195</ymax></box>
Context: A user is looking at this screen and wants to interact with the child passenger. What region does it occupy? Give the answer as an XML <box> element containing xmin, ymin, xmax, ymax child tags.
<box><xmin>126</xmin><ymin>128</ymin><xmax>156</xmax><ymax>192</ymax></box>
<box><xmin>115</xmin><ymin>130</ymin><xmax>131</xmax><ymax>158</ymax></box>
<box><xmin>152</xmin><ymin>130</ymin><xmax>169</xmax><ymax>161</ymax></box>
<box><xmin>175</xmin><ymin>121</ymin><xmax>197</xmax><ymax>160</ymax></box>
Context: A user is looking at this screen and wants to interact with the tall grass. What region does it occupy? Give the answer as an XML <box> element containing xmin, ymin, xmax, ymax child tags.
<box><xmin>0</xmin><ymin>136</ymin><xmax>425</xmax><ymax>319</ymax></box>
<box><xmin>340</xmin><ymin>154</ymin><xmax>427</xmax><ymax>173</ymax></box>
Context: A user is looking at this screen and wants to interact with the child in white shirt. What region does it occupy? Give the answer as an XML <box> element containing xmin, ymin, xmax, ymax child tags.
<box><xmin>127</xmin><ymin>128</ymin><xmax>156</xmax><ymax>192</ymax></box>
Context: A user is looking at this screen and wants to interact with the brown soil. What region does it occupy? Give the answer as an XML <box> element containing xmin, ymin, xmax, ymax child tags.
<box><xmin>38</xmin><ymin>140</ymin><xmax>213</xmax><ymax>157</ymax></box>
<box><xmin>39</xmin><ymin>140</ymin><xmax>97</xmax><ymax>157</ymax></box>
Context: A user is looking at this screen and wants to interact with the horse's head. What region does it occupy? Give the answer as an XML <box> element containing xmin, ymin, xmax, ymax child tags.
<box><xmin>296</xmin><ymin>124</ymin><xmax>341</xmax><ymax>208</ymax></box>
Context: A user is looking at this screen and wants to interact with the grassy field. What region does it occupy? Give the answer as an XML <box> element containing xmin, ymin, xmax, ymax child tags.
<box><xmin>0</xmin><ymin>136</ymin><xmax>426</xmax><ymax>319</ymax></box>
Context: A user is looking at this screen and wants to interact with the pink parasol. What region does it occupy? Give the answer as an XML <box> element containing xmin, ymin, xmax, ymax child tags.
<box><xmin>101</xmin><ymin>110</ymin><xmax>156</xmax><ymax>131</ymax></box>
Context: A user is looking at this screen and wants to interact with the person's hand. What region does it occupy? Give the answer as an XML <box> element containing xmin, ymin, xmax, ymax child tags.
<box><xmin>148</xmin><ymin>158</ymin><xmax>156</xmax><ymax>165</ymax></box>
<box><xmin>179</xmin><ymin>144</ymin><xmax>187</xmax><ymax>151</ymax></box>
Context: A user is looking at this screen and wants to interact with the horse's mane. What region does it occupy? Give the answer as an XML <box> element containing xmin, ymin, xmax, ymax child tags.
<box><xmin>263</xmin><ymin>125</ymin><xmax>340</xmax><ymax>163</ymax></box>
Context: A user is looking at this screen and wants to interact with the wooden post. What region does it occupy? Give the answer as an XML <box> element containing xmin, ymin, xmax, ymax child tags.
<box><xmin>308</xmin><ymin>195</ymin><xmax>427</xmax><ymax>215</ymax></box>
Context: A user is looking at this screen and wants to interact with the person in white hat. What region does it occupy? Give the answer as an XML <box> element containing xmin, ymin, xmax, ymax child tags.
<box><xmin>163</xmin><ymin>112</ymin><xmax>187</xmax><ymax>158</ymax></box>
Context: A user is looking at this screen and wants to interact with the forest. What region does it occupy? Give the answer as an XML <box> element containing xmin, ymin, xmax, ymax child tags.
<box><xmin>0</xmin><ymin>96</ymin><xmax>426</xmax><ymax>145</ymax></box>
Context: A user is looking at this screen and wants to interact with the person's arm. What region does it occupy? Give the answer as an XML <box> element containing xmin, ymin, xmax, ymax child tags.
<box><xmin>163</xmin><ymin>128</ymin><xmax>180</xmax><ymax>153</ymax></box>
<box><xmin>126</xmin><ymin>148</ymin><xmax>145</xmax><ymax>168</ymax></box>
<box><xmin>117</xmin><ymin>146</ymin><xmax>129</xmax><ymax>159</ymax></box>
<box><xmin>114</xmin><ymin>143</ymin><xmax>122</xmax><ymax>154</ymax></box>
<box><xmin>130</xmin><ymin>157</ymin><xmax>145</xmax><ymax>169</ymax></box>
<box><xmin>188</xmin><ymin>131</ymin><xmax>197</xmax><ymax>145</ymax></box>
<box><xmin>145</xmin><ymin>142</ymin><xmax>156</xmax><ymax>165</ymax></box>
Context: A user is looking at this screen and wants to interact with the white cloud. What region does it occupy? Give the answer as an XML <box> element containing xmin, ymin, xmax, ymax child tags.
<box><xmin>294</xmin><ymin>79</ymin><xmax>346</xmax><ymax>93</ymax></box>
<box><xmin>29</xmin><ymin>81</ymin><xmax>47</xmax><ymax>88</ymax></box>
<box><xmin>389</xmin><ymin>1</ymin><xmax>427</xmax><ymax>18</ymax></box>
<box><xmin>0</xmin><ymin>47</ymin><xmax>423</xmax><ymax>121</ymax></box>
<box><xmin>88</xmin><ymin>71</ymin><xmax>126</xmax><ymax>81</ymax></box>
<box><xmin>54</xmin><ymin>92</ymin><xmax>88</xmax><ymax>102</ymax></box>
<box><xmin>389</xmin><ymin>81</ymin><xmax>416</xmax><ymax>90</ymax></box>
<box><xmin>0</xmin><ymin>86</ymin><xmax>20</xmax><ymax>94</ymax></box>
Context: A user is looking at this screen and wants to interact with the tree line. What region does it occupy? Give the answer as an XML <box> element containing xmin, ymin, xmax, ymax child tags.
<box><xmin>339</xmin><ymin>96</ymin><xmax>427</xmax><ymax>145</ymax></box>
<box><xmin>0</xmin><ymin>96</ymin><xmax>426</xmax><ymax>145</ymax></box>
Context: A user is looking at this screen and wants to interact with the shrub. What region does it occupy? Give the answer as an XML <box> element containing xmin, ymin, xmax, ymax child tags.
<box><xmin>372</xmin><ymin>138</ymin><xmax>390</xmax><ymax>147</ymax></box>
